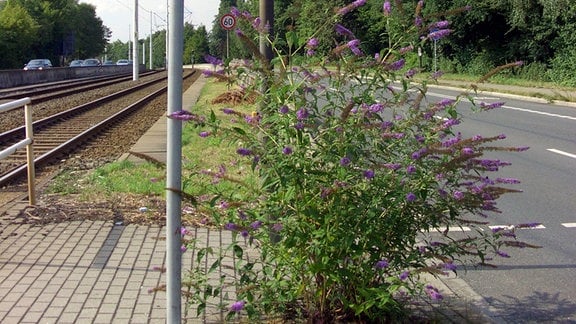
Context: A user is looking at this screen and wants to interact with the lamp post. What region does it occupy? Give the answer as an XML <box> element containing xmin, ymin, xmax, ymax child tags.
<box><xmin>133</xmin><ymin>0</ymin><xmax>139</xmax><ymax>81</ymax></box>
<box><xmin>166</xmin><ymin>0</ymin><xmax>183</xmax><ymax>321</ymax></box>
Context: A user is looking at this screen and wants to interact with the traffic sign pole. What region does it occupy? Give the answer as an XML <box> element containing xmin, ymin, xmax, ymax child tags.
<box><xmin>220</xmin><ymin>14</ymin><xmax>236</xmax><ymax>60</ymax></box>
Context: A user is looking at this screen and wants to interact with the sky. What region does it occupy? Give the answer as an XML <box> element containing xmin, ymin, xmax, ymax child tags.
<box><xmin>79</xmin><ymin>0</ymin><xmax>221</xmax><ymax>42</ymax></box>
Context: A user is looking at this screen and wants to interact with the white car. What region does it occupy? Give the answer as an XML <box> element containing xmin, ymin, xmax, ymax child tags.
<box><xmin>116</xmin><ymin>59</ymin><xmax>130</xmax><ymax>65</ymax></box>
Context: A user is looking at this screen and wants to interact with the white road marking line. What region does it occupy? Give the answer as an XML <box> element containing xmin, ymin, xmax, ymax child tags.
<box><xmin>561</xmin><ymin>223</ymin><xmax>576</xmax><ymax>228</ymax></box>
<box><xmin>547</xmin><ymin>148</ymin><xmax>576</xmax><ymax>160</ymax></box>
<box><xmin>425</xmin><ymin>90</ymin><xmax>576</xmax><ymax>120</ymax></box>
<box><xmin>474</xmin><ymin>96</ymin><xmax>500</xmax><ymax>100</ymax></box>
<box><xmin>447</xmin><ymin>226</ymin><xmax>471</xmax><ymax>232</ymax></box>
<box><xmin>489</xmin><ymin>224</ymin><xmax>546</xmax><ymax>230</ymax></box>
<box><xmin>502</xmin><ymin>105</ymin><xmax>576</xmax><ymax>121</ymax></box>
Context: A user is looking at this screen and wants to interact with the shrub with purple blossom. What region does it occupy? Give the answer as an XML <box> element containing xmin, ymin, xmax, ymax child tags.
<box><xmin>177</xmin><ymin>1</ymin><xmax>538</xmax><ymax>322</ymax></box>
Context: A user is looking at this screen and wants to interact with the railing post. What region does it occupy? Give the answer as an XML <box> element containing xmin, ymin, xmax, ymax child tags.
<box><xmin>24</xmin><ymin>103</ymin><xmax>36</xmax><ymax>205</ymax></box>
<box><xmin>0</xmin><ymin>98</ymin><xmax>35</xmax><ymax>205</ymax></box>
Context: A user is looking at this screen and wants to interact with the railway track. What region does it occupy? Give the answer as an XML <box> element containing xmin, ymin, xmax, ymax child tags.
<box><xmin>0</xmin><ymin>70</ymin><xmax>160</xmax><ymax>103</ymax></box>
<box><xmin>0</xmin><ymin>70</ymin><xmax>197</xmax><ymax>188</ymax></box>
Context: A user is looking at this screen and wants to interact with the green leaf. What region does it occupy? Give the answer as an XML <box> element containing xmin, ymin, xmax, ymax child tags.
<box><xmin>233</xmin><ymin>244</ymin><xmax>244</xmax><ymax>259</ymax></box>
<box><xmin>232</xmin><ymin>127</ymin><xmax>246</xmax><ymax>136</ymax></box>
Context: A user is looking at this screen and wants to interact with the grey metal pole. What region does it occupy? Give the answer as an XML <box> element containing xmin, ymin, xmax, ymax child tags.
<box><xmin>433</xmin><ymin>39</ymin><xmax>437</xmax><ymax>73</ymax></box>
<box><xmin>166</xmin><ymin>0</ymin><xmax>183</xmax><ymax>322</ymax></box>
<box><xmin>165</xmin><ymin>0</ymin><xmax>169</xmax><ymax>69</ymax></box>
<box><xmin>133</xmin><ymin>0</ymin><xmax>139</xmax><ymax>81</ymax></box>
<box><xmin>259</xmin><ymin>0</ymin><xmax>274</xmax><ymax>62</ymax></box>
<box><xmin>150</xmin><ymin>11</ymin><xmax>153</xmax><ymax>69</ymax></box>
<box><xmin>128</xmin><ymin>24</ymin><xmax>131</xmax><ymax>59</ymax></box>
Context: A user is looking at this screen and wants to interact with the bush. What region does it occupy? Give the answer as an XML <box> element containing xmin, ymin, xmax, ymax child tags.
<box><xmin>548</xmin><ymin>49</ymin><xmax>576</xmax><ymax>86</ymax></box>
<box><xmin>517</xmin><ymin>61</ymin><xmax>550</xmax><ymax>82</ymax></box>
<box><xmin>463</xmin><ymin>51</ymin><xmax>495</xmax><ymax>75</ymax></box>
<box><xmin>171</xmin><ymin>2</ymin><xmax>536</xmax><ymax>322</ymax></box>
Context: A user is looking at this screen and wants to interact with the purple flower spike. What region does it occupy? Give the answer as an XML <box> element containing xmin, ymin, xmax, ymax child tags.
<box><xmin>230</xmin><ymin>7</ymin><xmax>241</xmax><ymax>17</ymax></box>
<box><xmin>230</xmin><ymin>300</ymin><xmax>245</xmax><ymax>312</ymax></box>
<box><xmin>306</xmin><ymin>38</ymin><xmax>319</xmax><ymax>49</ymax></box>
<box><xmin>429</xmin><ymin>29</ymin><xmax>452</xmax><ymax>41</ymax></box>
<box><xmin>348</xmin><ymin>39</ymin><xmax>360</xmax><ymax>48</ymax></box>
<box><xmin>432</xmin><ymin>20</ymin><xmax>450</xmax><ymax>29</ymax></box>
<box><xmin>383</xmin><ymin>1</ymin><xmax>391</xmax><ymax>15</ymax></box>
<box><xmin>363</xmin><ymin>169</ymin><xmax>375</xmax><ymax>180</ymax></box>
<box><xmin>204</xmin><ymin>54</ymin><xmax>223</xmax><ymax>66</ymax></box>
<box><xmin>375</xmin><ymin>259</ymin><xmax>389</xmax><ymax>269</ymax></box>
<box><xmin>335</xmin><ymin>24</ymin><xmax>355</xmax><ymax>37</ymax></box>
<box><xmin>236</xmin><ymin>148</ymin><xmax>252</xmax><ymax>156</ymax></box>
<box><xmin>199</xmin><ymin>131</ymin><xmax>210</xmax><ymax>138</ymax></box>
<box><xmin>496</xmin><ymin>250</ymin><xmax>510</xmax><ymax>258</ymax></box>
<box><xmin>480</xmin><ymin>101</ymin><xmax>505</xmax><ymax>110</ymax></box>
<box><xmin>415</xmin><ymin>16</ymin><xmax>423</xmax><ymax>27</ymax></box>
<box><xmin>406</xmin><ymin>192</ymin><xmax>417</xmax><ymax>202</ymax></box>
<box><xmin>462</xmin><ymin>147</ymin><xmax>474</xmax><ymax>155</ymax></box>
<box><xmin>296</xmin><ymin>107</ymin><xmax>309</xmax><ymax>120</ymax></box>
<box><xmin>282</xmin><ymin>146</ymin><xmax>293</xmax><ymax>155</ymax></box>
<box><xmin>337</xmin><ymin>0</ymin><xmax>366</xmax><ymax>15</ymax></box>
<box><xmin>340</xmin><ymin>157</ymin><xmax>351</xmax><ymax>166</ymax></box>
<box><xmin>252</xmin><ymin>17</ymin><xmax>261</xmax><ymax>30</ymax></box>
<box><xmin>279</xmin><ymin>105</ymin><xmax>289</xmax><ymax>114</ymax></box>
<box><xmin>168</xmin><ymin>110</ymin><xmax>194</xmax><ymax>121</ymax></box>
<box><xmin>250</xmin><ymin>221</ymin><xmax>263</xmax><ymax>230</ymax></box>
<box><xmin>453</xmin><ymin>191</ymin><xmax>464</xmax><ymax>200</ymax></box>
<box><xmin>389</xmin><ymin>59</ymin><xmax>405</xmax><ymax>71</ymax></box>
<box><xmin>349</xmin><ymin>43</ymin><xmax>364</xmax><ymax>56</ymax></box>
<box><xmin>425</xmin><ymin>285</ymin><xmax>444</xmax><ymax>300</ymax></box>
<box><xmin>399</xmin><ymin>271</ymin><xmax>410</xmax><ymax>281</ymax></box>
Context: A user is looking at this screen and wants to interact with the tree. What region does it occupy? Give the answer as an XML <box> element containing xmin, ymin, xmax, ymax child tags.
<box><xmin>70</xmin><ymin>3</ymin><xmax>109</xmax><ymax>60</ymax></box>
<box><xmin>0</xmin><ymin>1</ymin><xmax>39</xmax><ymax>69</ymax></box>
<box><xmin>106</xmin><ymin>39</ymin><xmax>129</xmax><ymax>62</ymax></box>
<box><xmin>0</xmin><ymin>0</ymin><xmax>110</xmax><ymax>68</ymax></box>
<box><xmin>184</xmin><ymin>25</ymin><xmax>210</xmax><ymax>64</ymax></box>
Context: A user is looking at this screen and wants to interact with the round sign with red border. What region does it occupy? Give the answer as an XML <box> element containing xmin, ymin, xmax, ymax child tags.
<box><xmin>220</xmin><ymin>14</ymin><xmax>236</xmax><ymax>30</ymax></box>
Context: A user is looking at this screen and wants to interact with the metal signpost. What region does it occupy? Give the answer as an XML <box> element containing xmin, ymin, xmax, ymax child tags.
<box><xmin>220</xmin><ymin>13</ymin><xmax>236</xmax><ymax>59</ymax></box>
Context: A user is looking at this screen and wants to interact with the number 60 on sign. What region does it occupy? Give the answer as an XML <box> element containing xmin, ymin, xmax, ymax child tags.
<box><xmin>220</xmin><ymin>14</ymin><xmax>236</xmax><ymax>30</ymax></box>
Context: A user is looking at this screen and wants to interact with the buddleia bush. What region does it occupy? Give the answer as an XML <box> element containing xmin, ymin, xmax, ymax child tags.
<box><xmin>171</xmin><ymin>1</ymin><xmax>537</xmax><ymax>322</ymax></box>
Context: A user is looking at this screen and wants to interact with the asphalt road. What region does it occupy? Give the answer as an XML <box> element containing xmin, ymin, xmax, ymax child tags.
<box><xmin>425</xmin><ymin>85</ymin><xmax>576</xmax><ymax>323</ymax></box>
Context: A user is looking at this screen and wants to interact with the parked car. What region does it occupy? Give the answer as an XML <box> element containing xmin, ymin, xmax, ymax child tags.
<box><xmin>82</xmin><ymin>59</ymin><xmax>101</xmax><ymax>67</ymax></box>
<box><xmin>69</xmin><ymin>60</ymin><xmax>84</xmax><ymax>67</ymax></box>
<box><xmin>102</xmin><ymin>60</ymin><xmax>115</xmax><ymax>66</ymax></box>
<box><xmin>116</xmin><ymin>59</ymin><xmax>130</xmax><ymax>65</ymax></box>
<box><xmin>23</xmin><ymin>59</ymin><xmax>53</xmax><ymax>70</ymax></box>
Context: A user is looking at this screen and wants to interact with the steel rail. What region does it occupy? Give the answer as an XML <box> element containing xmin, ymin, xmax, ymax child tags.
<box><xmin>0</xmin><ymin>71</ymin><xmax>195</xmax><ymax>187</ymax></box>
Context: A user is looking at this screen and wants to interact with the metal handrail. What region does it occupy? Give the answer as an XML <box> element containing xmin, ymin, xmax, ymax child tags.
<box><xmin>0</xmin><ymin>97</ymin><xmax>35</xmax><ymax>205</ymax></box>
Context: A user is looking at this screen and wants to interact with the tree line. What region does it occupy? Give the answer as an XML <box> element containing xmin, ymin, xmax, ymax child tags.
<box><xmin>3</xmin><ymin>0</ymin><xmax>576</xmax><ymax>86</ymax></box>
<box><xmin>0</xmin><ymin>0</ymin><xmax>109</xmax><ymax>69</ymax></box>
<box><xmin>209</xmin><ymin>0</ymin><xmax>576</xmax><ymax>85</ymax></box>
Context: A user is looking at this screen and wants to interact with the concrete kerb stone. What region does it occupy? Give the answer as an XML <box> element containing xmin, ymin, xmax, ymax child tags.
<box><xmin>119</xmin><ymin>71</ymin><xmax>209</xmax><ymax>165</ymax></box>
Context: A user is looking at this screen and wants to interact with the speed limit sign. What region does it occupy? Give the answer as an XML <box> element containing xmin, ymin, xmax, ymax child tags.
<box><xmin>220</xmin><ymin>14</ymin><xmax>236</xmax><ymax>30</ymax></box>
